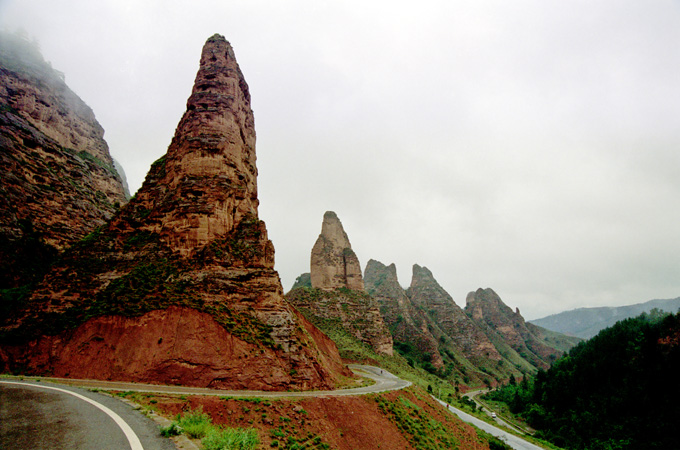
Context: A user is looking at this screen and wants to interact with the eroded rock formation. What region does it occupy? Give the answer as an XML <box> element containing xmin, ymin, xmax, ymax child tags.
<box><xmin>287</xmin><ymin>212</ymin><xmax>392</xmax><ymax>356</ymax></box>
<box><xmin>310</xmin><ymin>211</ymin><xmax>364</xmax><ymax>291</ymax></box>
<box><xmin>286</xmin><ymin>287</ymin><xmax>394</xmax><ymax>356</ymax></box>
<box><xmin>0</xmin><ymin>34</ymin><xmax>347</xmax><ymax>390</ymax></box>
<box><xmin>364</xmin><ymin>260</ymin><xmax>443</xmax><ymax>368</ymax></box>
<box><xmin>407</xmin><ymin>265</ymin><xmax>501</xmax><ymax>364</ymax></box>
<box><xmin>465</xmin><ymin>288</ymin><xmax>562</xmax><ymax>369</ymax></box>
<box><xmin>0</xmin><ymin>32</ymin><xmax>127</xmax><ymax>289</ymax></box>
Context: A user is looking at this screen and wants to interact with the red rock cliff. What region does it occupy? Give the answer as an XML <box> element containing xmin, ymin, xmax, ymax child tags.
<box><xmin>0</xmin><ymin>34</ymin><xmax>348</xmax><ymax>390</ymax></box>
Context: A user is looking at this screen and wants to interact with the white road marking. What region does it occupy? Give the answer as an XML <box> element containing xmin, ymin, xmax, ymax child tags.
<box><xmin>0</xmin><ymin>381</ymin><xmax>144</xmax><ymax>450</ymax></box>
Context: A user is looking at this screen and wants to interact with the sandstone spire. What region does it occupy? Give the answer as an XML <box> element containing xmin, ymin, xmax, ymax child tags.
<box><xmin>1</xmin><ymin>35</ymin><xmax>346</xmax><ymax>390</ymax></box>
<box><xmin>126</xmin><ymin>34</ymin><xmax>261</xmax><ymax>257</ymax></box>
<box><xmin>310</xmin><ymin>211</ymin><xmax>364</xmax><ymax>291</ymax></box>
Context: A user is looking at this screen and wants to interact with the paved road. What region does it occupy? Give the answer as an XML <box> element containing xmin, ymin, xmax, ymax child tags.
<box><xmin>464</xmin><ymin>389</ymin><xmax>527</xmax><ymax>435</ymax></box>
<box><xmin>0</xmin><ymin>381</ymin><xmax>175</xmax><ymax>450</ymax></box>
<box><xmin>2</xmin><ymin>367</ymin><xmax>545</xmax><ymax>450</ymax></box>
<box><xmin>432</xmin><ymin>397</ymin><xmax>544</xmax><ymax>450</ymax></box>
<box><xmin>1</xmin><ymin>365</ymin><xmax>410</xmax><ymax>399</ymax></box>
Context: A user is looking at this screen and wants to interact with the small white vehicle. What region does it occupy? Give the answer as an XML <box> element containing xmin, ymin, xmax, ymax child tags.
<box><xmin>491</xmin><ymin>412</ymin><xmax>497</xmax><ymax>418</ymax></box>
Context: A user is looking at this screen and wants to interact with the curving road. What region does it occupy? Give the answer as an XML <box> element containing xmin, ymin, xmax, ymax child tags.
<box><xmin>2</xmin><ymin>367</ymin><xmax>544</xmax><ymax>450</ymax></box>
<box><xmin>0</xmin><ymin>365</ymin><xmax>410</xmax><ymax>399</ymax></box>
<box><xmin>0</xmin><ymin>380</ymin><xmax>175</xmax><ymax>450</ymax></box>
<box><xmin>432</xmin><ymin>396</ymin><xmax>545</xmax><ymax>450</ymax></box>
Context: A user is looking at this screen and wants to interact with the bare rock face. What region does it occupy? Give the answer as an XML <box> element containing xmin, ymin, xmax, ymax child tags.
<box><xmin>0</xmin><ymin>35</ymin><xmax>347</xmax><ymax>390</ymax></box>
<box><xmin>364</xmin><ymin>260</ymin><xmax>443</xmax><ymax>368</ymax></box>
<box><xmin>0</xmin><ymin>32</ymin><xmax>127</xmax><ymax>289</ymax></box>
<box><xmin>465</xmin><ymin>288</ymin><xmax>562</xmax><ymax>369</ymax></box>
<box><xmin>310</xmin><ymin>211</ymin><xmax>364</xmax><ymax>291</ymax></box>
<box><xmin>407</xmin><ymin>265</ymin><xmax>501</xmax><ymax>364</ymax></box>
<box><xmin>0</xmin><ymin>306</ymin><xmax>339</xmax><ymax>390</ymax></box>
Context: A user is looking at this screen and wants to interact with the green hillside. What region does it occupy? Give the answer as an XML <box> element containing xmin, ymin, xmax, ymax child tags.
<box><xmin>485</xmin><ymin>309</ymin><xmax>680</xmax><ymax>450</ymax></box>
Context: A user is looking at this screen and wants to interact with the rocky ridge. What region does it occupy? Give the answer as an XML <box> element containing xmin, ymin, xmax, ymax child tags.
<box><xmin>0</xmin><ymin>32</ymin><xmax>127</xmax><ymax>289</ymax></box>
<box><xmin>365</xmin><ymin>261</ymin><xmax>578</xmax><ymax>384</ymax></box>
<box><xmin>465</xmin><ymin>288</ymin><xmax>564</xmax><ymax>369</ymax></box>
<box><xmin>407</xmin><ymin>265</ymin><xmax>501</xmax><ymax>365</ymax></box>
<box><xmin>364</xmin><ymin>260</ymin><xmax>444</xmax><ymax>368</ymax></box>
<box><xmin>0</xmin><ymin>34</ymin><xmax>347</xmax><ymax>390</ymax></box>
<box><xmin>288</xmin><ymin>211</ymin><xmax>393</xmax><ymax>356</ymax></box>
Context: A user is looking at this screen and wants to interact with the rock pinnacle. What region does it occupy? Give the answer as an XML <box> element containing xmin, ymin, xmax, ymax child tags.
<box><xmin>310</xmin><ymin>211</ymin><xmax>364</xmax><ymax>291</ymax></box>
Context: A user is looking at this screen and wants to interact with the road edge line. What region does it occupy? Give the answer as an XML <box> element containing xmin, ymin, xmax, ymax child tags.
<box><xmin>0</xmin><ymin>381</ymin><xmax>144</xmax><ymax>450</ymax></box>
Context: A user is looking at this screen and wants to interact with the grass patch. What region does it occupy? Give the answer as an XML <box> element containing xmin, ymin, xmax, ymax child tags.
<box><xmin>203</xmin><ymin>427</ymin><xmax>259</xmax><ymax>450</ymax></box>
<box><xmin>161</xmin><ymin>407</ymin><xmax>259</xmax><ymax>449</ymax></box>
<box><xmin>175</xmin><ymin>408</ymin><xmax>213</xmax><ymax>438</ymax></box>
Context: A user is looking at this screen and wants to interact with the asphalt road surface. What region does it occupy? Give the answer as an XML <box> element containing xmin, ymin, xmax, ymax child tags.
<box><xmin>1</xmin><ymin>365</ymin><xmax>410</xmax><ymax>399</ymax></box>
<box><xmin>0</xmin><ymin>381</ymin><xmax>175</xmax><ymax>450</ymax></box>
<box><xmin>432</xmin><ymin>397</ymin><xmax>544</xmax><ymax>450</ymax></box>
<box><xmin>2</xmin><ymin>368</ymin><xmax>544</xmax><ymax>450</ymax></box>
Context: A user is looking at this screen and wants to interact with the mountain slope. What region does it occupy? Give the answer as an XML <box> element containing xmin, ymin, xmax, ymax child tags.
<box><xmin>488</xmin><ymin>310</ymin><xmax>680</xmax><ymax>450</ymax></box>
<box><xmin>530</xmin><ymin>296</ymin><xmax>680</xmax><ymax>339</ymax></box>
<box><xmin>0</xmin><ymin>32</ymin><xmax>127</xmax><ymax>291</ymax></box>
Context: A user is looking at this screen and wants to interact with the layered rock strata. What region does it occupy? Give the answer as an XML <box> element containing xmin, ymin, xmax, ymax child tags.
<box><xmin>288</xmin><ymin>212</ymin><xmax>392</xmax><ymax>356</ymax></box>
<box><xmin>364</xmin><ymin>260</ymin><xmax>443</xmax><ymax>368</ymax></box>
<box><xmin>465</xmin><ymin>288</ymin><xmax>562</xmax><ymax>369</ymax></box>
<box><xmin>0</xmin><ymin>32</ymin><xmax>127</xmax><ymax>289</ymax></box>
<box><xmin>0</xmin><ymin>34</ymin><xmax>347</xmax><ymax>390</ymax></box>
<box><xmin>286</xmin><ymin>287</ymin><xmax>394</xmax><ymax>356</ymax></box>
<box><xmin>310</xmin><ymin>211</ymin><xmax>364</xmax><ymax>291</ymax></box>
<box><xmin>407</xmin><ymin>265</ymin><xmax>501</xmax><ymax>364</ymax></box>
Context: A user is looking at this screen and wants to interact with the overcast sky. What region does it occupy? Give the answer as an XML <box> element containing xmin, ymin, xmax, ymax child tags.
<box><xmin>2</xmin><ymin>0</ymin><xmax>679</xmax><ymax>319</ymax></box>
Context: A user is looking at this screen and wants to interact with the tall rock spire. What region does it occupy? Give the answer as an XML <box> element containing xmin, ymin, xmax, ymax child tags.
<box><xmin>310</xmin><ymin>211</ymin><xmax>364</xmax><ymax>291</ymax></box>
<box><xmin>128</xmin><ymin>34</ymin><xmax>262</xmax><ymax>256</ymax></box>
<box><xmin>0</xmin><ymin>35</ymin><xmax>346</xmax><ymax>390</ymax></box>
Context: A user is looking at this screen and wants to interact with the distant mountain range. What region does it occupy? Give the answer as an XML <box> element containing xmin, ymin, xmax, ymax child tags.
<box><xmin>529</xmin><ymin>297</ymin><xmax>680</xmax><ymax>339</ymax></box>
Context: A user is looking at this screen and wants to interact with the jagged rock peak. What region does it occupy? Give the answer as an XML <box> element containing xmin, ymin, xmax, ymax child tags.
<box><xmin>407</xmin><ymin>264</ymin><xmax>502</xmax><ymax>362</ymax></box>
<box><xmin>364</xmin><ymin>259</ymin><xmax>440</xmax><ymax>364</ymax></box>
<box><xmin>365</xmin><ymin>259</ymin><xmax>397</xmax><ymax>276</ymax></box>
<box><xmin>464</xmin><ymin>288</ymin><xmax>561</xmax><ymax>369</ymax></box>
<box><xmin>364</xmin><ymin>260</ymin><xmax>400</xmax><ymax>297</ymax></box>
<box><xmin>124</xmin><ymin>34</ymin><xmax>262</xmax><ymax>257</ymax></box>
<box><xmin>310</xmin><ymin>211</ymin><xmax>364</xmax><ymax>291</ymax></box>
<box><xmin>465</xmin><ymin>288</ymin><xmax>514</xmax><ymax>321</ymax></box>
<box><xmin>410</xmin><ymin>264</ymin><xmax>444</xmax><ymax>293</ymax></box>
